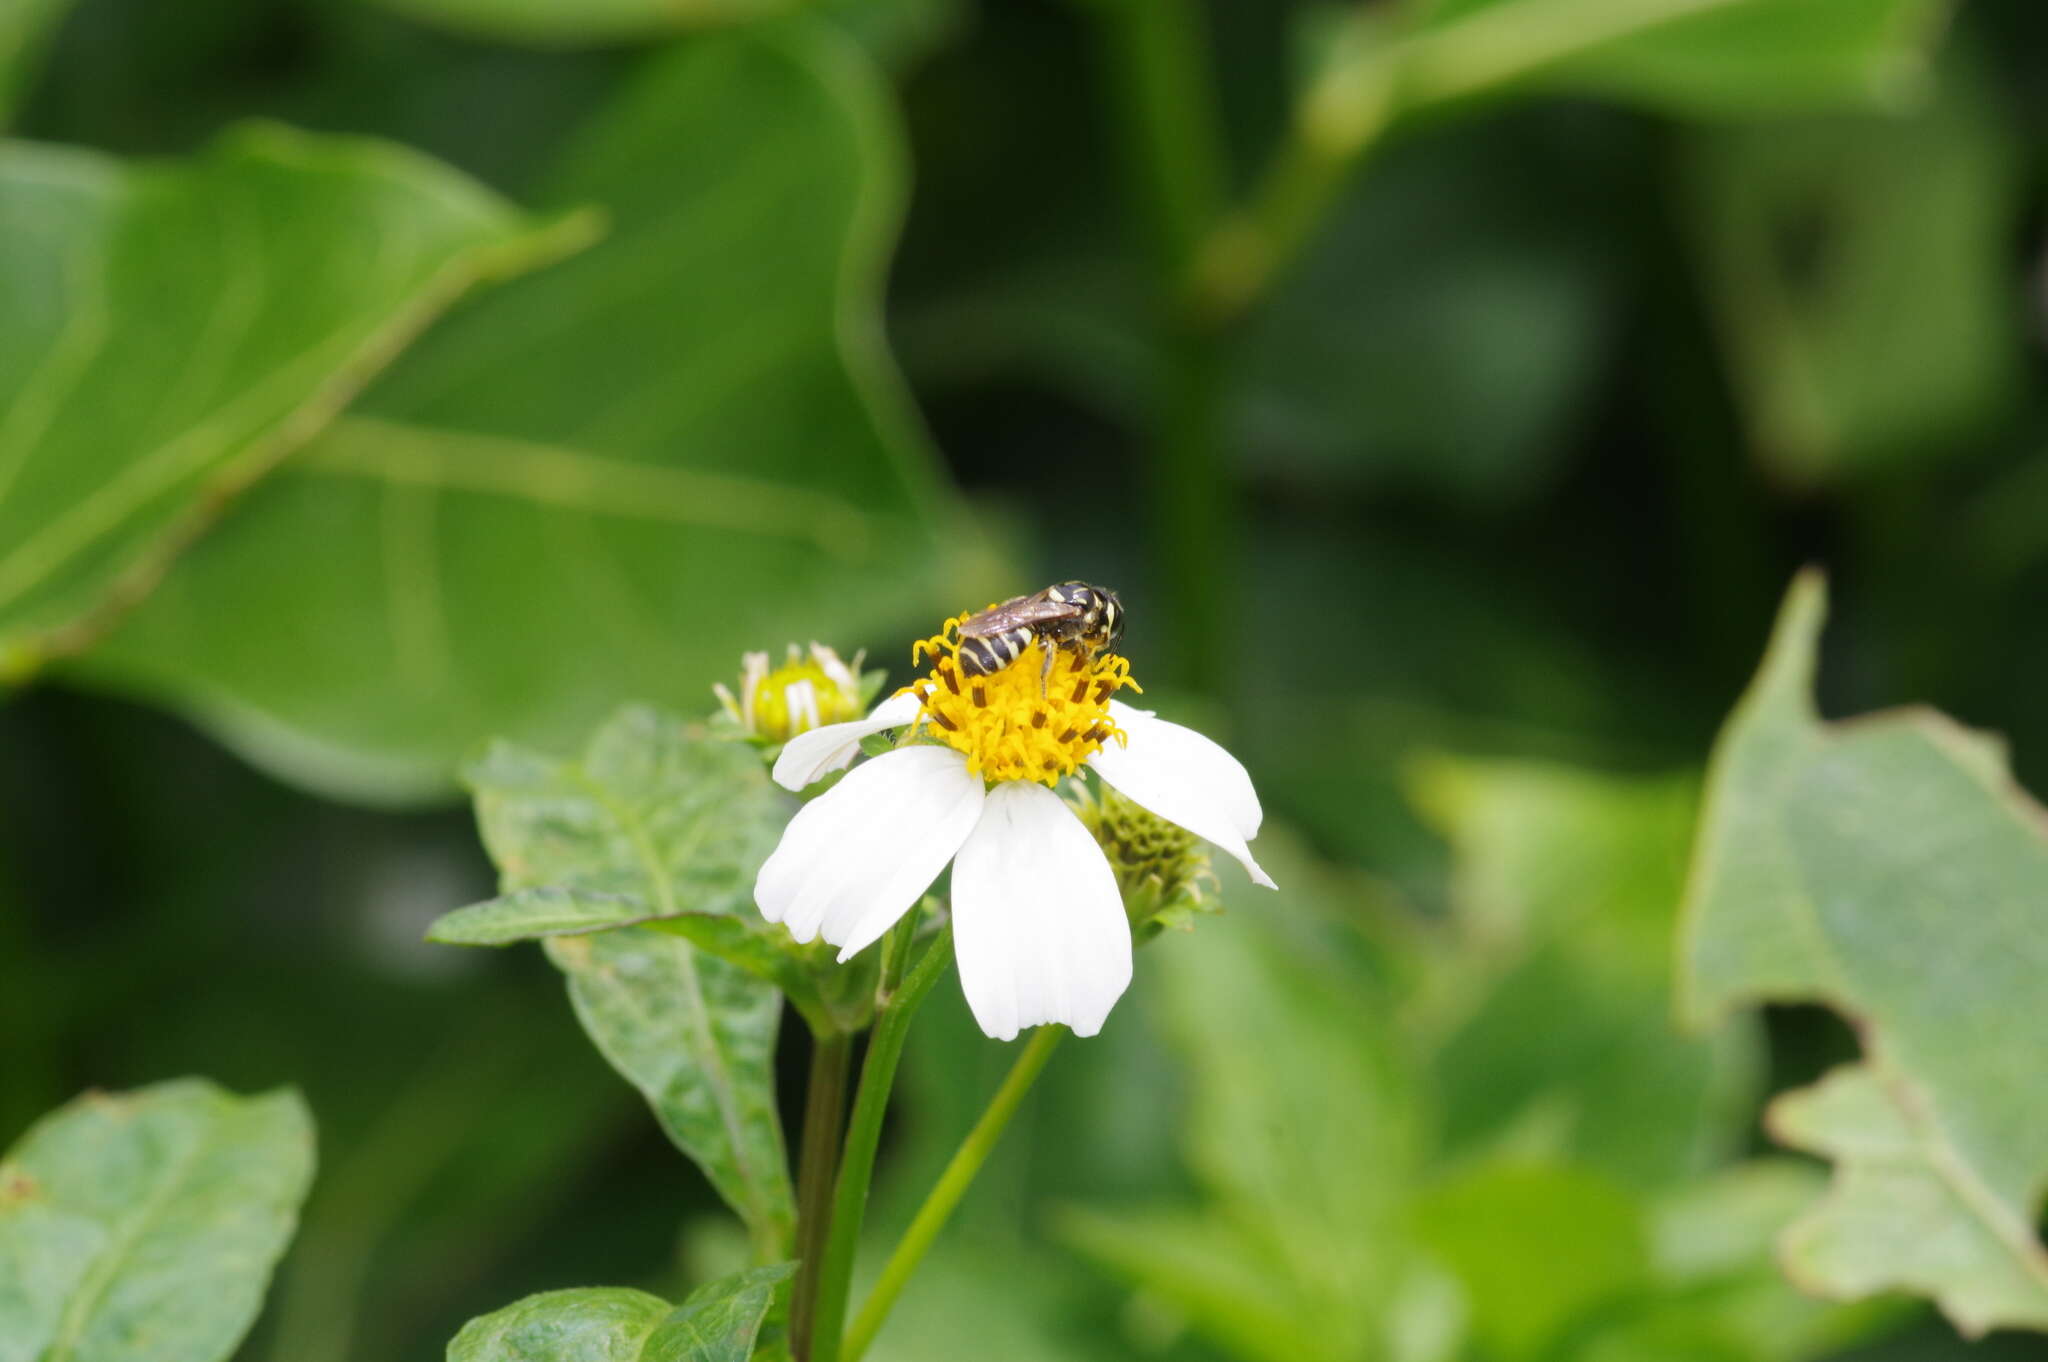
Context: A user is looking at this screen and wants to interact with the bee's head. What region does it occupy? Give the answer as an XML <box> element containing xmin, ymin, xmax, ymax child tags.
<box><xmin>1080</xmin><ymin>584</ymin><xmax>1123</xmax><ymax>653</ymax></box>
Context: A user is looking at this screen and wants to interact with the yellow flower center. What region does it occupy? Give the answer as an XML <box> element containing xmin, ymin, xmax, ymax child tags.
<box><xmin>756</xmin><ymin>659</ymin><xmax>863</xmax><ymax>739</ymax></box>
<box><xmin>905</xmin><ymin>614</ymin><xmax>1141</xmax><ymax>786</ymax></box>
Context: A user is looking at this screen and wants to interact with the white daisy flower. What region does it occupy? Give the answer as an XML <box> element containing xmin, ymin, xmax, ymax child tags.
<box><xmin>753</xmin><ymin>608</ymin><xmax>1274</xmax><ymax>1041</ymax></box>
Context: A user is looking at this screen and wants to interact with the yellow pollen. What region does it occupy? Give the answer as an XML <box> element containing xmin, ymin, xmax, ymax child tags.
<box><xmin>905</xmin><ymin>611</ymin><xmax>1141</xmax><ymax>786</ymax></box>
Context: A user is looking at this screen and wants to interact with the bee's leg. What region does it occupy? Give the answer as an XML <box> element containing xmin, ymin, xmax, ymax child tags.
<box><xmin>1040</xmin><ymin>642</ymin><xmax>1056</xmax><ymax>698</ymax></box>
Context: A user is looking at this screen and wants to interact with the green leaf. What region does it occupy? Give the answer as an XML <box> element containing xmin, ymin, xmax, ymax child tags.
<box><xmin>1414</xmin><ymin>1161</ymin><xmax>1650</xmax><ymax>1362</ymax></box>
<box><xmin>0</xmin><ymin>0</ymin><xmax>71</xmax><ymax>121</ymax></box>
<box><xmin>648</xmin><ymin>914</ymin><xmax>877</xmax><ymax>1038</ymax></box>
<box><xmin>649</xmin><ymin>1265</ymin><xmax>792</xmax><ymax>1362</ymax></box>
<box><xmin>427</xmin><ymin>891</ymin><xmax>871</xmax><ymax>1036</ymax></box>
<box><xmin>446</xmin><ymin>1267</ymin><xmax>791</xmax><ymax>1362</ymax></box>
<box><xmin>1409</xmin><ymin>755</ymin><xmax>1762</xmax><ymax>1188</ymax></box>
<box><xmin>0</xmin><ymin>1078</ymin><xmax>315</xmax><ymax>1362</ymax></box>
<box><xmin>442</xmin><ymin>711</ymin><xmax>872</xmax><ymax>1033</ymax></box>
<box><xmin>0</xmin><ymin>123</ymin><xmax>589</xmax><ymax>678</ymax></box>
<box><xmin>467</xmin><ymin>706</ymin><xmax>795</xmax><ymax>1259</ymax></box>
<box><xmin>447</xmin><ymin>1287</ymin><xmax>672</xmax><ymax>1361</ymax></box>
<box><xmin>427</xmin><ymin>886</ymin><xmax>659</xmax><ymax>944</ymax></box>
<box><xmin>80</xmin><ymin>21</ymin><xmax>967</xmax><ymax>804</ymax></box>
<box><xmin>1679</xmin><ymin>62</ymin><xmax>2022</xmax><ymax>485</ymax></box>
<box><xmin>549</xmin><ymin>930</ymin><xmax>792</xmax><ymax>1261</ymax></box>
<box><xmin>1637</xmin><ymin>1160</ymin><xmax>1906</xmax><ymax>1361</ymax></box>
<box><xmin>1405</xmin><ymin>0</ymin><xmax>1949</xmax><ymax>117</ymax></box>
<box><xmin>1679</xmin><ymin>571</ymin><xmax>2048</xmax><ymax>1335</ymax></box>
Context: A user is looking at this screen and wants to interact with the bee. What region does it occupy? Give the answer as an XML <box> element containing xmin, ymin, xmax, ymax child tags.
<box><xmin>956</xmin><ymin>581</ymin><xmax>1124</xmax><ymax>689</ymax></box>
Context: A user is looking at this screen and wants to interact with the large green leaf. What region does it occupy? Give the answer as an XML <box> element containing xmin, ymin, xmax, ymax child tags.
<box><xmin>0</xmin><ymin>124</ymin><xmax>586</xmax><ymax>679</ymax></box>
<box><xmin>1409</xmin><ymin>756</ymin><xmax>1761</xmax><ymax>1188</ymax></box>
<box><xmin>0</xmin><ymin>1078</ymin><xmax>315</xmax><ymax>1362</ymax></box>
<box><xmin>1679</xmin><ymin>61</ymin><xmax>2021</xmax><ymax>485</ymax></box>
<box><xmin>80</xmin><ymin>21</ymin><xmax>969</xmax><ymax>804</ymax></box>
<box><xmin>1405</xmin><ymin>0</ymin><xmax>1949</xmax><ymax>117</ymax></box>
<box><xmin>1679</xmin><ymin>572</ymin><xmax>2048</xmax><ymax>1335</ymax></box>
<box><xmin>446</xmin><ymin>1267</ymin><xmax>789</xmax><ymax>1362</ymax></box>
<box><xmin>467</xmin><ymin>706</ymin><xmax>795</xmax><ymax>1259</ymax></box>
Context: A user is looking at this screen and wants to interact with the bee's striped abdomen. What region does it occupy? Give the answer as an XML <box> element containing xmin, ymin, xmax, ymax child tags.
<box><xmin>958</xmin><ymin>624</ymin><xmax>1035</xmax><ymax>677</ymax></box>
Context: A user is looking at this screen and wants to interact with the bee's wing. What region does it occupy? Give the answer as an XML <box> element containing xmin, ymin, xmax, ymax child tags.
<box><xmin>958</xmin><ymin>595</ymin><xmax>1082</xmax><ymax>637</ymax></box>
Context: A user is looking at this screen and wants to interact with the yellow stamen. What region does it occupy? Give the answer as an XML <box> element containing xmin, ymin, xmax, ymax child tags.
<box><xmin>903</xmin><ymin>610</ymin><xmax>1142</xmax><ymax>786</ymax></box>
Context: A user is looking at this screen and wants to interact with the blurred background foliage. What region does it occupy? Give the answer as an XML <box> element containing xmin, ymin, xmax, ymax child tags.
<box><xmin>4</xmin><ymin>0</ymin><xmax>2048</xmax><ymax>1358</ymax></box>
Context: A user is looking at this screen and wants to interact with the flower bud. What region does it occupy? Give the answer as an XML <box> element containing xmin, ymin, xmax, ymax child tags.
<box><xmin>1068</xmin><ymin>781</ymin><xmax>1218</xmax><ymax>940</ymax></box>
<box><xmin>713</xmin><ymin>643</ymin><xmax>874</xmax><ymax>745</ymax></box>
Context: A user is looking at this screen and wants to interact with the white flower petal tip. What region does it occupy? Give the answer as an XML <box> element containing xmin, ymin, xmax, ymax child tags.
<box><xmin>755</xmin><ymin>745</ymin><xmax>983</xmax><ymax>956</ymax></box>
<box><xmin>952</xmin><ymin>782</ymin><xmax>1133</xmax><ymax>1043</ymax></box>
<box><xmin>771</xmin><ymin>690</ymin><xmax>923</xmax><ymax>791</ymax></box>
<box><xmin>1090</xmin><ymin>701</ymin><xmax>1273</xmax><ymax>888</ymax></box>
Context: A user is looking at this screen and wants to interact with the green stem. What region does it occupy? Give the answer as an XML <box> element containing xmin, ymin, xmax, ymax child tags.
<box><xmin>789</xmin><ymin>1029</ymin><xmax>852</xmax><ymax>1362</ymax></box>
<box><xmin>1190</xmin><ymin>0</ymin><xmax>1767</xmax><ymax>322</ymax></box>
<box><xmin>843</xmin><ymin>1025</ymin><xmax>1066</xmax><ymax>1362</ymax></box>
<box><xmin>808</xmin><ymin>927</ymin><xmax>954</xmax><ymax>1362</ymax></box>
<box><xmin>1089</xmin><ymin>0</ymin><xmax>1233</xmax><ymax>691</ymax></box>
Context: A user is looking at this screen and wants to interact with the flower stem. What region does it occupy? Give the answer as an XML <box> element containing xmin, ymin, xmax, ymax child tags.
<box><xmin>788</xmin><ymin>1028</ymin><xmax>851</xmax><ymax>1361</ymax></box>
<box><xmin>807</xmin><ymin>926</ymin><xmax>954</xmax><ymax>1362</ymax></box>
<box><xmin>1087</xmin><ymin>0</ymin><xmax>1233</xmax><ymax>693</ymax></box>
<box><xmin>843</xmin><ymin>1025</ymin><xmax>1066</xmax><ymax>1362</ymax></box>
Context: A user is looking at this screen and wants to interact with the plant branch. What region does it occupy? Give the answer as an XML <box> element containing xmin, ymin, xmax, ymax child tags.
<box><xmin>1190</xmin><ymin>0</ymin><xmax>1765</xmax><ymax>322</ymax></box>
<box><xmin>844</xmin><ymin>1025</ymin><xmax>1065</xmax><ymax>1362</ymax></box>
<box><xmin>807</xmin><ymin>925</ymin><xmax>954</xmax><ymax>1362</ymax></box>
<box><xmin>789</xmin><ymin>1028</ymin><xmax>852</xmax><ymax>1361</ymax></box>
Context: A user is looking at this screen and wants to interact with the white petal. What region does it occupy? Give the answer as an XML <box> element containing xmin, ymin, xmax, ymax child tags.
<box><xmin>756</xmin><ymin>745</ymin><xmax>983</xmax><ymax>958</ymax></box>
<box><xmin>1088</xmin><ymin>701</ymin><xmax>1275</xmax><ymax>889</ymax></box>
<box><xmin>951</xmin><ymin>782</ymin><xmax>1133</xmax><ymax>1041</ymax></box>
<box><xmin>771</xmin><ymin>690</ymin><xmax>923</xmax><ymax>791</ymax></box>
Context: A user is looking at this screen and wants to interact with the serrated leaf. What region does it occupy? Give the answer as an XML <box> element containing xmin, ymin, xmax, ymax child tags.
<box><xmin>0</xmin><ymin>1078</ymin><xmax>315</xmax><ymax>1362</ymax></box>
<box><xmin>0</xmin><ymin>124</ymin><xmax>588</xmax><ymax>677</ymax></box>
<box><xmin>1406</xmin><ymin>0</ymin><xmax>1948</xmax><ymax>117</ymax></box>
<box><xmin>1640</xmin><ymin>1160</ymin><xmax>1905</xmax><ymax>1361</ymax></box>
<box><xmin>1678</xmin><ymin>572</ymin><xmax>2048</xmax><ymax>1335</ymax></box>
<box><xmin>466</xmin><ymin>706</ymin><xmax>794</xmax><ymax>1258</ymax></box>
<box><xmin>81</xmin><ymin>22</ymin><xmax>971</xmax><ymax>804</ymax></box>
<box><xmin>468</xmin><ymin>709</ymin><xmax>784</xmax><ymax>916</ymax></box>
<box><xmin>447</xmin><ymin>1266</ymin><xmax>790</xmax><ymax>1362</ymax></box>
